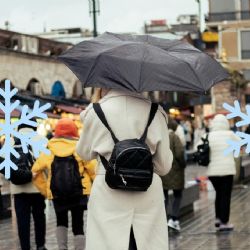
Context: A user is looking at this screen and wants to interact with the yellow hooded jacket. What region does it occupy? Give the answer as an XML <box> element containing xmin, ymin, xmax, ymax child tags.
<box><xmin>32</xmin><ymin>137</ymin><xmax>96</xmax><ymax>199</ymax></box>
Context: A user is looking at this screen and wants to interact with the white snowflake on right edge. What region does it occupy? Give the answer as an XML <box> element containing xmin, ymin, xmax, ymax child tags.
<box><xmin>223</xmin><ymin>100</ymin><xmax>250</xmax><ymax>157</ymax></box>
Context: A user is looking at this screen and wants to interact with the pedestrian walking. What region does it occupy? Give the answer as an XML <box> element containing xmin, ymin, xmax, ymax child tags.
<box><xmin>32</xmin><ymin>118</ymin><xmax>96</xmax><ymax>250</ymax></box>
<box><xmin>175</xmin><ymin>121</ymin><xmax>186</xmax><ymax>147</ymax></box>
<box><xmin>58</xmin><ymin>32</ymin><xmax>228</xmax><ymax>249</ymax></box>
<box><xmin>76</xmin><ymin>88</ymin><xmax>173</xmax><ymax>250</ymax></box>
<box><xmin>193</xmin><ymin>121</ymin><xmax>206</xmax><ymax>148</ymax></box>
<box><xmin>161</xmin><ymin>118</ymin><xmax>186</xmax><ymax>231</ymax></box>
<box><xmin>1</xmin><ymin>123</ymin><xmax>47</xmax><ymax>250</ymax></box>
<box><xmin>182</xmin><ymin>120</ymin><xmax>193</xmax><ymax>150</ymax></box>
<box><xmin>204</xmin><ymin>114</ymin><xmax>239</xmax><ymax>231</ymax></box>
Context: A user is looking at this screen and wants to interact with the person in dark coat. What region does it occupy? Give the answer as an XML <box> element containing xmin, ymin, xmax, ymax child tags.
<box><xmin>0</xmin><ymin>125</ymin><xmax>47</xmax><ymax>250</ymax></box>
<box><xmin>161</xmin><ymin>117</ymin><xmax>186</xmax><ymax>231</ymax></box>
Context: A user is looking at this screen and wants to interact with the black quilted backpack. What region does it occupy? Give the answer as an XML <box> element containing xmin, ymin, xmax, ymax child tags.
<box><xmin>9</xmin><ymin>140</ymin><xmax>34</xmax><ymax>185</ymax></box>
<box><xmin>93</xmin><ymin>103</ymin><xmax>158</xmax><ymax>192</ymax></box>
<box><xmin>194</xmin><ymin>134</ymin><xmax>210</xmax><ymax>167</ymax></box>
<box><xmin>50</xmin><ymin>155</ymin><xmax>83</xmax><ymax>199</ymax></box>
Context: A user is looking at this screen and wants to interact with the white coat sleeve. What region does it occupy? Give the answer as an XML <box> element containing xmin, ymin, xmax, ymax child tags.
<box><xmin>175</xmin><ymin>125</ymin><xmax>186</xmax><ymax>147</ymax></box>
<box><xmin>0</xmin><ymin>173</ymin><xmax>4</xmax><ymax>186</ymax></box>
<box><xmin>152</xmin><ymin>111</ymin><xmax>173</xmax><ymax>176</ymax></box>
<box><xmin>76</xmin><ymin>105</ymin><xmax>98</xmax><ymax>161</ymax></box>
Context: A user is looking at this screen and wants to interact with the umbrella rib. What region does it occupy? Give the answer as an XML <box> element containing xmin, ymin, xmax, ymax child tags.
<box><xmin>84</xmin><ymin>42</ymin><xmax>135</xmax><ymax>85</ymax></box>
<box><xmin>138</xmin><ymin>45</ymin><xmax>147</xmax><ymax>92</ymax></box>
<box><xmin>85</xmin><ymin>43</ymin><xmax>141</xmax><ymax>91</ymax></box>
<box><xmin>166</xmin><ymin>52</ymin><xmax>205</xmax><ymax>90</ymax></box>
<box><xmin>85</xmin><ymin>53</ymin><xmax>102</xmax><ymax>84</ymax></box>
<box><xmin>105</xmin><ymin>32</ymin><xmax>124</xmax><ymax>41</ymax></box>
<box><xmin>159</xmin><ymin>40</ymin><xmax>202</xmax><ymax>52</ymax></box>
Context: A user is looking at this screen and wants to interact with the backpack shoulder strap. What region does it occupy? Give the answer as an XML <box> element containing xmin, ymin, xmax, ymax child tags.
<box><xmin>93</xmin><ymin>103</ymin><xmax>119</xmax><ymax>143</ymax></box>
<box><xmin>27</xmin><ymin>145</ymin><xmax>35</xmax><ymax>167</ymax></box>
<box><xmin>140</xmin><ymin>103</ymin><xmax>158</xmax><ymax>142</ymax></box>
<box><xmin>202</xmin><ymin>133</ymin><xmax>209</xmax><ymax>144</ymax></box>
<box><xmin>99</xmin><ymin>155</ymin><xmax>109</xmax><ymax>171</ymax></box>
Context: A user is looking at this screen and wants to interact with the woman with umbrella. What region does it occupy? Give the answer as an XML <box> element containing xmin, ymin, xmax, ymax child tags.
<box><xmin>76</xmin><ymin>88</ymin><xmax>173</xmax><ymax>249</ymax></box>
<box><xmin>59</xmin><ymin>32</ymin><xmax>228</xmax><ymax>249</ymax></box>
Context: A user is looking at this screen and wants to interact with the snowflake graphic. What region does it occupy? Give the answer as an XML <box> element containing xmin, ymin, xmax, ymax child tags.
<box><xmin>0</xmin><ymin>79</ymin><xmax>51</xmax><ymax>179</ymax></box>
<box><xmin>223</xmin><ymin>100</ymin><xmax>250</xmax><ymax>157</ymax></box>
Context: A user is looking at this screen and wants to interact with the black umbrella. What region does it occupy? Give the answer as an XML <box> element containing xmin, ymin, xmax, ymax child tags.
<box><xmin>58</xmin><ymin>32</ymin><xmax>229</xmax><ymax>93</ymax></box>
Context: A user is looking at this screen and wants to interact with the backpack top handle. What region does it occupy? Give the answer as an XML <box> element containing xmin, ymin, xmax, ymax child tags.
<box><xmin>93</xmin><ymin>102</ymin><xmax>158</xmax><ymax>143</ymax></box>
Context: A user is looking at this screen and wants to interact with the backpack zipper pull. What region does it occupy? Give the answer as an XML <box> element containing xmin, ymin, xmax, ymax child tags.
<box><xmin>120</xmin><ymin>175</ymin><xmax>127</xmax><ymax>186</ymax></box>
<box><xmin>112</xmin><ymin>164</ymin><xmax>116</xmax><ymax>174</ymax></box>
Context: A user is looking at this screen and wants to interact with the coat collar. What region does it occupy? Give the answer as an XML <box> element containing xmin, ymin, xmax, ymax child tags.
<box><xmin>100</xmin><ymin>89</ymin><xmax>149</xmax><ymax>102</ymax></box>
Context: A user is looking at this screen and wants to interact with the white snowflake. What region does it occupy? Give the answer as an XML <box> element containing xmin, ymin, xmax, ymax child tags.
<box><xmin>0</xmin><ymin>79</ymin><xmax>51</xmax><ymax>179</ymax></box>
<box><xmin>223</xmin><ymin>100</ymin><xmax>250</xmax><ymax>157</ymax></box>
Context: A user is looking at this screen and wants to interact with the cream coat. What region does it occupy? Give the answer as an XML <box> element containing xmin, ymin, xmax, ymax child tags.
<box><xmin>207</xmin><ymin>114</ymin><xmax>239</xmax><ymax>176</ymax></box>
<box><xmin>76</xmin><ymin>90</ymin><xmax>173</xmax><ymax>250</ymax></box>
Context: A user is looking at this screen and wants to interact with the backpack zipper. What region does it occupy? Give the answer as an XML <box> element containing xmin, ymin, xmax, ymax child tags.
<box><xmin>110</xmin><ymin>147</ymin><xmax>147</xmax><ymax>173</ymax></box>
<box><xmin>117</xmin><ymin>146</ymin><xmax>148</xmax><ymax>158</ymax></box>
<box><xmin>116</xmin><ymin>146</ymin><xmax>149</xmax><ymax>186</ymax></box>
<box><xmin>120</xmin><ymin>174</ymin><xmax>127</xmax><ymax>186</ymax></box>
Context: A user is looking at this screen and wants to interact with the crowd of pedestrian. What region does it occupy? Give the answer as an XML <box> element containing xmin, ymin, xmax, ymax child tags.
<box><xmin>0</xmin><ymin>90</ymin><xmax>240</xmax><ymax>250</ymax></box>
<box><xmin>0</xmin><ymin>33</ymin><xmax>239</xmax><ymax>250</ymax></box>
<box><xmin>0</xmin><ymin>118</ymin><xmax>96</xmax><ymax>250</ymax></box>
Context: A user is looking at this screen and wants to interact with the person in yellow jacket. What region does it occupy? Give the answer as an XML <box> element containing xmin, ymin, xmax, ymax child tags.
<box><xmin>32</xmin><ymin>118</ymin><xmax>96</xmax><ymax>250</ymax></box>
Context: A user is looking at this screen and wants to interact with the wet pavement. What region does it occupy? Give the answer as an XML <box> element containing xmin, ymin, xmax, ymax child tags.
<box><xmin>1</xmin><ymin>165</ymin><xmax>250</xmax><ymax>250</ymax></box>
<box><xmin>169</xmin><ymin>188</ymin><xmax>250</xmax><ymax>250</ymax></box>
<box><xmin>0</xmin><ymin>199</ymin><xmax>87</xmax><ymax>250</ymax></box>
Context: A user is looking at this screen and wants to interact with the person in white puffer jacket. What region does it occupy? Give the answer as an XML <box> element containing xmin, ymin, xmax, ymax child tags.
<box><xmin>207</xmin><ymin>114</ymin><xmax>239</xmax><ymax>231</ymax></box>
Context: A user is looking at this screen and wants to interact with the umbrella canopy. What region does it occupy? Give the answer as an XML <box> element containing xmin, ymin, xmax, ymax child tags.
<box><xmin>58</xmin><ymin>32</ymin><xmax>229</xmax><ymax>93</ymax></box>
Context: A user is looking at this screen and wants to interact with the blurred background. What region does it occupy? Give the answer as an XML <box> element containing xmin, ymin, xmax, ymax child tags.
<box><xmin>1</xmin><ymin>1</ymin><xmax>250</xmax><ymax>249</ymax></box>
<box><xmin>0</xmin><ymin>0</ymin><xmax>250</xmax><ymax>139</ymax></box>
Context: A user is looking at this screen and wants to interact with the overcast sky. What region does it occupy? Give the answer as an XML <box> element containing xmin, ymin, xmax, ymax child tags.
<box><xmin>0</xmin><ymin>0</ymin><xmax>208</xmax><ymax>34</ymax></box>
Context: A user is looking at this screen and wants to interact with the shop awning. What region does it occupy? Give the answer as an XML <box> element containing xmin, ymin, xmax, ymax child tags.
<box><xmin>56</xmin><ymin>105</ymin><xmax>83</xmax><ymax>114</ymax></box>
<box><xmin>45</xmin><ymin>112</ymin><xmax>61</xmax><ymax>119</ymax></box>
<box><xmin>0</xmin><ymin>109</ymin><xmax>20</xmax><ymax>118</ymax></box>
<box><xmin>0</xmin><ymin>110</ymin><xmax>60</xmax><ymax>119</ymax></box>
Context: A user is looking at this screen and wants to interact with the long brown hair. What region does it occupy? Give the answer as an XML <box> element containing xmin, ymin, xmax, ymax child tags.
<box><xmin>91</xmin><ymin>88</ymin><xmax>110</xmax><ymax>103</ymax></box>
<box><xmin>91</xmin><ymin>88</ymin><xmax>102</xmax><ymax>103</ymax></box>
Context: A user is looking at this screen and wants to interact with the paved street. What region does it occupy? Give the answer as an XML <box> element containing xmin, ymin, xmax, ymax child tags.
<box><xmin>169</xmin><ymin>187</ymin><xmax>250</xmax><ymax>250</ymax></box>
<box><xmin>1</xmin><ymin>165</ymin><xmax>250</xmax><ymax>250</ymax></box>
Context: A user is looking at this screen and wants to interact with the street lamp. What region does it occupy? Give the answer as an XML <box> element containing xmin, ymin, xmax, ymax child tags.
<box><xmin>89</xmin><ymin>0</ymin><xmax>100</xmax><ymax>37</ymax></box>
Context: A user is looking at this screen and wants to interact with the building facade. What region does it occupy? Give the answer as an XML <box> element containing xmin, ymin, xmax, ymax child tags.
<box><xmin>0</xmin><ymin>29</ymin><xmax>95</xmax><ymax>99</ymax></box>
<box><xmin>202</xmin><ymin>0</ymin><xmax>250</xmax><ymax>115</ymax></box>
<box><xmin>35</xmin><ymin>27</ymin><xmax>93</xmax><ymax>44</ymax></box>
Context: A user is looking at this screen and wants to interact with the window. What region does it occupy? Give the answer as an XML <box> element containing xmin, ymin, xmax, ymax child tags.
<box><xmin>241</xmin><ymin>0</ymin><xmax>250</xmax><ymax>19</ymax></box>
<box><xmin>241</xmin><ymin>0</ymin><xmax>250</xmax><ymax>11</ymax></box>
<box><xmin>241</xmin><ymin>30</ymin><xmax>250</xmax><ymax>59</ymax></box>
<box><xmin>210</xmin><ymin>0</ymin><xmax>237</xmax><ymax>21</ymax></box>
<box><xmin>210</xmin><ymin>0</ymin><xmax>236</xmax><ymax>13</ymax></box>
<box><xmin>243</xmin><ymin>69</ymin><xmax>250</xmax><ymax>81</ymax></box>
